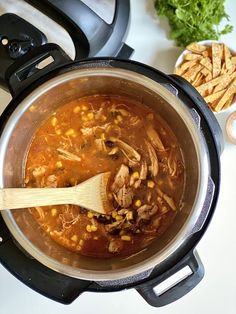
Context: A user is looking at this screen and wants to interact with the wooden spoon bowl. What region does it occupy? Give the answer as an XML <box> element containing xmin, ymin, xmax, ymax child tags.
<box><xmin>0</xmin><ymin>172</ymin><xmax>111</xmax><ymax>215</ymax></box>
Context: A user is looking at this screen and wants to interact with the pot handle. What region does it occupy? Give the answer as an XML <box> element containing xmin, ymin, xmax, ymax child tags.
<box><xmin>136</xmin><ymin>250</ymin><xmax>204</xmax><ymax>307</ymax></box>
<box><xmin>169</xmin><ymin>74</ymin><xmax>224</xmax><ymax>155</ymax></box>
<box><xmin>5</xmin><ymin>43</ymin><xmax>71</xmax><ymax>97</ymax></box>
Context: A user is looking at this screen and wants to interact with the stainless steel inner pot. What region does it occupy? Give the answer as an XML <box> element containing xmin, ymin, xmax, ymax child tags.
<box><xmin>0</xmin><ymin>67</ymin><xmax>210</xmax><ymax>281</ymax></box>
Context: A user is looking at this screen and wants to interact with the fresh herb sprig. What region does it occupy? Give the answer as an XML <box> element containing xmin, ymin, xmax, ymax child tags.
<box><xmin>155</xmin><ymin>0</ymin><xmax>233</xmax><ymax>46</ymax></box>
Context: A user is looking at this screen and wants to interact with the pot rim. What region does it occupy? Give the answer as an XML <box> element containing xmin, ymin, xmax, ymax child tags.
<box><xmin>0</xmin><ymin>66</ymin><xmax>210</xmax><ymax>281</ymax></box>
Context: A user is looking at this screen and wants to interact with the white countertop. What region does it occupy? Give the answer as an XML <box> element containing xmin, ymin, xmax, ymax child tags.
<box><xmin>1</xmin><ymin>0</ymin><xmax>236</xmax><ymax>313</ymax></box>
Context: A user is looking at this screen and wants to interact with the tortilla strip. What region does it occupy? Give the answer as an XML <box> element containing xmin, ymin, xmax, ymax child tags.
<box><xmin>184</xmin><ymin>53</ymin><xmax>202</xmax><ymax>61</ymax></box>
<box><xmin>200</xmin><ymin>57</ymin><xmax>212</xmax><ymax>71</ymax></box>
<box><xmin>192</xmin><ymin>72</ymin><xmax>203</xmax><ymax>87</ymax></box>
<box><xmin>175</xmin><ymin>60</ymin><xmax>198</xmax><ymax>75</ymax></box>
<box><xmin>201</xmin><ymin>67</ymin><xmax>211</xmax><ymax>77</ymax></box>
<box><xmin>183</xmin><ymin>64</ymin><xmax>202</xmax><ymax>82</ymax></box>
<box><xmin>196</xmin><ymin>73</ymin><xmax>229</xmax><ymax>95</ymax></box>
<box><xmin>227</xmin><ymin>64</ymin><xmax>236</xmax><ymax>75</ymax></box>
<box><xmin>180</xmin><ymin>60</ymin><xmax>197</xmax><ymax>71</ymax></box>
<box><xmin>207</xmin><ymin>87</ymin><xmax>214</xmax><ymax>95</ymax></box>
<box><xmin>224</xmin><ymin>44</ymin><xmax>232</xmax><ymax>71</ymax></box>
<box><xmin>231</xmin><ymin>56</ymin><xmax>236</xmax><ymax>65</ymax></box>
<box><xmin>212</xmin><ymin>43</ymin><xmax>222</xmax><ymax>78</ymax></box>
<box><xmin>214</xmin><ymin>71</ymin><xmax>236</xmax><ymax>92</ymax></box>
<box><xmin>214</xmin><ymin>78</ymin><xmax>236</xmax><ymax>112</ymax></box>
<box><xmin>206</xmin><ymin>72</ymin><xmax>213</xmax><ymax>82</ymax></box>
<box><xmin>204</xmin><ymin>89</ymin><xmax>226</xmax><ymax>103</ymax></box>
<box><xmin>220</xmin><ymin>62</ymin><xmax>227</xmax><ymax>75</ymax></box>
<box><xmin>202</xmin><ymin>50</ymin><xmax>209</xmax><ymax>57</ymax></box>
<box><xmin>186</xmin><ymin>43</ymin><xmax>207</xmax><ymax>53</ymax></box>
<box><xmin>223</xmin><ymin>94</ymin><xmax>234</xmax><ymax>109</ymax></box>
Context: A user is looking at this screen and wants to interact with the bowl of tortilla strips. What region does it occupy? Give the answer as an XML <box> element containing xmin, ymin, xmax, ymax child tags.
<box><xmin>174</xmin><ymin>40</ymin><xmax>236</xmax><ymax>113</ymax></box>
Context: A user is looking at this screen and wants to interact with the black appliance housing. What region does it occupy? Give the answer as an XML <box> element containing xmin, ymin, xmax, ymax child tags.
<box><xmin>0</xmin><ymin>0</ymin><xmax>222</xmax><ymax>307</ymax></box>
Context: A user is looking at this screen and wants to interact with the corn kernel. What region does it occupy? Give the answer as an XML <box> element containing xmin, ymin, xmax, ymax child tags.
<box><xmin>132</xmin><ymin>171</ymin><xmax>139</xmax><ymax>179</ymax></box>
<box><xmin>157</xmin><ymin>196</ymin><xmax>162</xmax><ymax>203</ymax></box>
<box><xmin>76</xmin><ymin>245</ymin><xmax>82</xmax><ymax>251</ymax></box>
<box><xmin>51</xmin><ymin>117</ymin><xmax>57</xmax><ymax>127</ymax></box>
<box><xmin>100</xmin><ymin>133</ymin><xmax>106</xmax><ymax>140</ymax></box>
<box><xmin>126</xmin><ymin>211</ymin><xmax>133</xmax><ymax>220</ymax></box>
<box><xmin>161</xmin><ymin>206</ymin><xmax>169</xmax><ymax>214</ymax></box>
<box><xmin>73</xmin><ymin>106</ymin><xmax>81</xmax><ymax>113</ymax></box>
<box><xmin>29</xmin><ymin>105</ymin><xmax>36</xmax><ymax>112</ymax></box>
<box><xmin>83</xmin><ymin>232</ymin><xmax>91</xmax><ymax>240</ymax></box>
<box><xmin>119</xmin><ymin>230</ymin><xmax>125</xmax><ymax>236</ymax></box>
<box><xmin>82</xmin><ymin>116</ymin><xmax>88</xmax><ymax>122</ymax></box>
<box><xmin>91</xmin><ymin>225</ymin><xmax>97</xmax><ymax>232</ymax></box>
<box><xmin>65</xmin><ymin>128</ymin><xmax>75</xmax><ymax>136</ymax></box>
<box><xmin>147</xmin><ymin>180</ymin><xmax>155</xmax><ymax>188</ymax></box>
<box><xmin>112</xmin><ymin>211</ymin><xmax>118</xmax><ymax>218</ymax></box>
<box><xmin>114</xmin><ymin>119</ymin><xmax>119</xmax><ymax>124</ymax></box>
<box><xmin>121</xmin><ymin>235</ymin><xmax>131</xmax><ymax>241</ymax></box>
<box><xmin>117</xmin><ymin>115</ymin><xmax>123</xmax><ymax>122</ymax></box>
<box><xmin>86</xmin><ymin>225</ymin><xmax>92</xmax><ymax>232</ymax></box>
<box><xmin>82</xmin><ymin>105</ymin><xmax>88</xmax><ymax>111</ymax></box>
<box><xmin>56</xmin><ymin>129</ymin><xmax>61</xmax><ymax>135</ymax></box>
<box><xmin>55</xmin><ymin>161</ymin><xmax>63</xmax><ymax>168</ymax></box>
<box><xmin>51</xmin><ymin>208</ymin><xmax>57</xmax><ymax>217</ymax></box>
<box><xmin>71</xmin><ymin>235</ymin><xmax>78</xmax><ymax>242</ymax></box>
<box><xmin>93</xmin><ymin>236</ymin><xmax>98</xmax><ymax>240</ymax></box>
<box><xmin>79</xmin><ymin>239</ymin><xmax>84</xmax><ymax>246</ymax></box>
<box><xmin>87</xmin><ymin>112</ymin><xmax>94</xmax><ymax>120</ymax></box>
<box><xmin>115</xmin><ymin>215</ymin><xmax>123</xmax><ymax>221</ymax></box>
<box><xmin>87</xmin><ymin>211</ymin><xmax>94</xmax><ymax>219</ymax></box>
<box><xmin>135</xmin><ymin>199</ymin><xmax>142</xmax><ymax>207</ymax></box>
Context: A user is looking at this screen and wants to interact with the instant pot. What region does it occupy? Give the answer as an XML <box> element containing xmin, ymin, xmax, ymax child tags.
<box><xmin>0</xmin><ymin>0</ymin><xmax>222</xmax><ymax>307</ymax></box>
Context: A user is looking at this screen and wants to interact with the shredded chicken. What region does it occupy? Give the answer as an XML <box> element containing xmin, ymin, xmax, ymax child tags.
<box><xmin>133</xmin><ymin>179</ymin><xmax>142</xmax><ymax>189</ymax></box>
<box><xmin>146</xmin><ymin>125</ymin><xmax>165</xmax><ymax>151</ymax></box>
<box><xmin>145</xmin><ymin>140</ymin><xmax>159</xmax><ymax>176</ymax></box>
<box><xmin>80</xmin><ymin>123</ymin><xmax>111</xmax><ymax>137</ymax></box>
<box><xmin>114</xmin><ymin>185</ymin><xmax>134</xmax><ymax>208</ymax></box>
<box><xmin>59</xmin><ymin>206</ymin><xmax>80</xmax><ymax>229</ymax></box>
<box><xmin>45</xmin><ymin>174</ymin><xmax>58</xmax><ymax>187</ymax></box>
<box><xmin>105</xmin><ymin>220</ymin><xmax>124</xmax><ymax>233</ymax></box>
<box><xmin>167</xmin><ymin>149</ymin><xmax>178</xmax><ymax>177</ymax></box>
<box><xmin>110</xmin><ymin>103</ymin><xmax>130</xmax><ymax>116</ymax></box>
<box><xmin>108</xmin><ymin>147</ymin><xmax>119</xmax><ymax>155</ymax></box>
<box><xmin>130</xmin><ymin>116</ymin><xmax>141</xmax><ymax>127</ymax></box>
<box><xmin>109</xmin><ymin>137</ymin><xmax>141</xmax><ymax>163</ymax></box>
<box><xmin>111</xmin><ymin>164</ymin><xmax>130</xmax><ymax>192</ymax></box>
<box><xmin>140</xmin><ymin>161</ymin><xmax>148</xmax><ymax>180</ymax></box>
<box><xmin>57</xmin><ymin>148</ymin><xmax>81</xmax><ymax>162</ymax></box>
<box><xmin>33</xmin><ymin>206</ymin><xmax>45</xmax><ymax>220</ymax></box>
<box><xmin>108</xmin><ymin>239</ymin><xmax>122</xmax><ymax>253</ymax></box>
<box><xmin>157</xmin><ymin>187</ymin><xmax>176</xmax><ymax>211</ymax></box>
<box><xmin>94</xmin><ymin>139</ymin><xmax>107</xmax><ymax>152</ymax></box>
<box><xmin>116</xmin><ymin>108</ymin><xmax>130</xmax><ymax>116</ymax></box>
<box><xmin>32</xmin><ymin>166</ymin><xmax>47</xmax><ymax>177</ymax></box>
<box><xmin>137</xmin><ymin>205</ymin><xmax>158</xmax><ymax>222</ymax></box>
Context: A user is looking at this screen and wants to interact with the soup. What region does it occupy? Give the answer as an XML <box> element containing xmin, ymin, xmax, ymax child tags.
<box><xmin>24</xmin><ymin>95</ymin><xmax>185</xmax><ymax>258</ymax></box>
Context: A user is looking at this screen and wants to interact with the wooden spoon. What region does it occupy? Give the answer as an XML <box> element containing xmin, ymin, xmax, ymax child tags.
<box><xmin>0</xmin><ymin>172</ymin><xmax>111</xmax><ymax>215</ymax></box>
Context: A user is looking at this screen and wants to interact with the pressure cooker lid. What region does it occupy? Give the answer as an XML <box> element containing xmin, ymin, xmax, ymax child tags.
<box><xmin>0</xmin><ymin>0</ymin><xmax>133</xmax><ymax>89</ymax></box>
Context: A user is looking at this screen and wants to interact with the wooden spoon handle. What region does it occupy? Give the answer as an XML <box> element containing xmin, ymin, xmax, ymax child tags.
<box><xmin>0</xmin><ymin>188</ymin><xmax>74</xmax><ymax>210</ymax></box>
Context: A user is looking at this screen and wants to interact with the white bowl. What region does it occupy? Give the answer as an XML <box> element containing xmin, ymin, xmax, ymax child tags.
<box><xmin>174</xmin><ymin>40</ymin><xmax>236</xmax><ymax>115</ymax></box>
